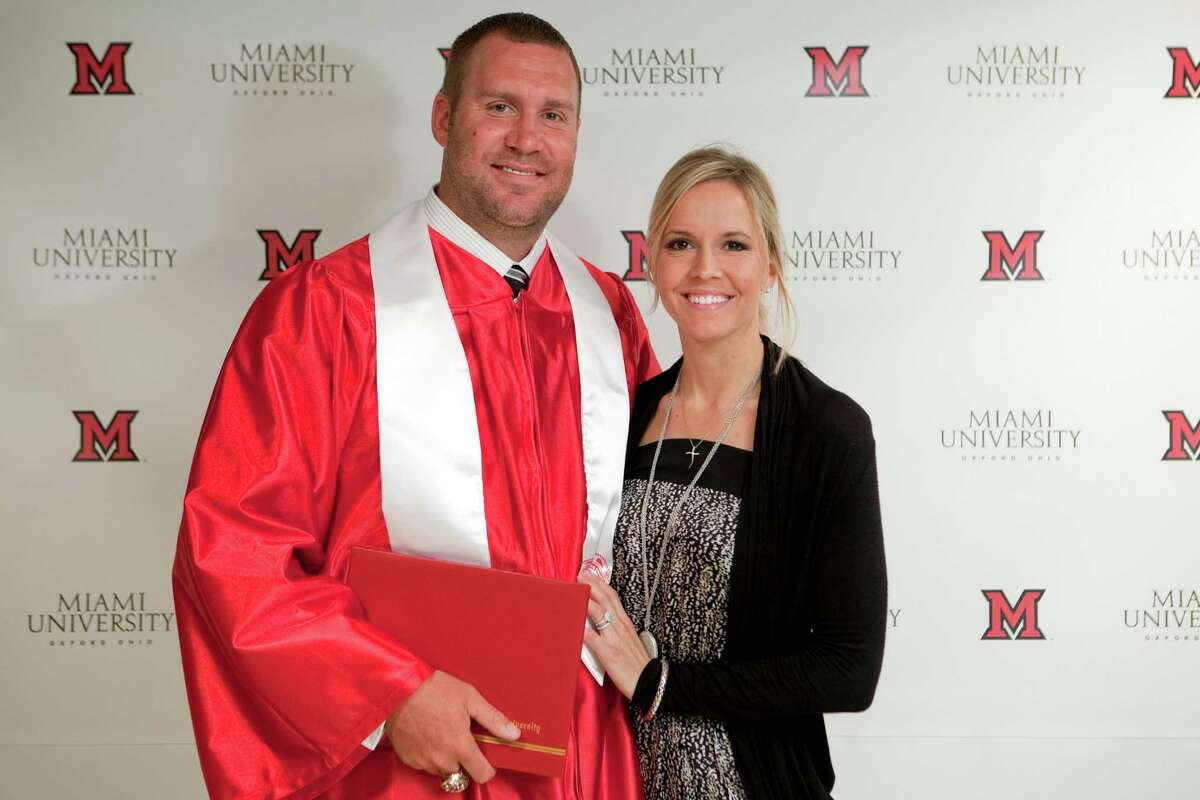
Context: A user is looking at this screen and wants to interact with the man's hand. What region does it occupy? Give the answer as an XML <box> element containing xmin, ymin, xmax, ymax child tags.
<box><xmin>385</xmin><ymin>670</ymin><xmax>520</xmax><ymax>784</ymax></box>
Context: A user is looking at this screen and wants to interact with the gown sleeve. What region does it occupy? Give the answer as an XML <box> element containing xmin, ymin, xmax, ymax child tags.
<box><xmin>619</xmin><ymin>278</ymin><xmax>661</xmax><ymax>387</ymax></box>
<box><xmin>172</xmin><ymin>259</ymin><xmax>432</xmax><ymax>800</ymax></box>
<box><xmin>588</xmin><ymin>265</ymin><xmax>661</xmax><ymax>392</ymax></box>
<box><xmin>633</xmin><ymin>431</ymin><xmax>887</xmax><ymax>722</ymax></box>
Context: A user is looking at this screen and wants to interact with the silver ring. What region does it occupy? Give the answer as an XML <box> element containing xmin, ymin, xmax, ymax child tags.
<box><xmin>441</xmin><ymin>769</ymin><xmax>470</xmax><ymax>793</ymax></box>
<box><xmin>592</xmin><ymin>610</ymin><xmax>614</xmax><ymax>632</ymax></box>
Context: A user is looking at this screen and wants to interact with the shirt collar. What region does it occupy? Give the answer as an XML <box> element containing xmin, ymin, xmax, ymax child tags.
<box><xmin>422</xmin><ymin>186</ymin><xmax>548</xmax><ymax>278</ymax></box>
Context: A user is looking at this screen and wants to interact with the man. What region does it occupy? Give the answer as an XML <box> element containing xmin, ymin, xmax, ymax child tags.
<box><xmin>172</xmin><ymin>13</ymin><xmax>657</xmax><ymax>799</ymax></box>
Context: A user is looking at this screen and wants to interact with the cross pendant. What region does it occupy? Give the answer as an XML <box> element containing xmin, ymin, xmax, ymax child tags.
<box><xmin>685</xmin><ymin>443</ymin><xmax>702</xmax><ymax>469</ymax></box>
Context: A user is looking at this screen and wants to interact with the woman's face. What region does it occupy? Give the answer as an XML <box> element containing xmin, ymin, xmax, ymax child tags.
<box><xmin>653</xmin><ymin>179</ymin><xmax>773</xmax><ymax>349</ymax></box>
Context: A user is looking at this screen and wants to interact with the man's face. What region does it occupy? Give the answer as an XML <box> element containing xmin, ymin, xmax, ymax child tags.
<box><xmin>433</xmin><ymin>33</ymin><xmax>580</xmax><ymax>236</ymax></box>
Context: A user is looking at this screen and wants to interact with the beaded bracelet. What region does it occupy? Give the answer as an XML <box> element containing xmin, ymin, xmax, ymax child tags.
<box><xmin>642</xmin><ymin>659</ymin><xmax>669</xmax><ymax>722</ymax></box>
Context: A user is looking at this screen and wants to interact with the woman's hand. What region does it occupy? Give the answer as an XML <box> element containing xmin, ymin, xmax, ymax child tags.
<box><xmin>579</xmin><ymin>574</ymin><xmax>652</xmax><ymax>700</ymax></box>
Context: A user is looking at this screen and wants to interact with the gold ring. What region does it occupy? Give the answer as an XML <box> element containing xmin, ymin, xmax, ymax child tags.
<box><xmin>441</xmin><ymin>769</ymin><xmax>470</xmax><ymax>793</ymax></box>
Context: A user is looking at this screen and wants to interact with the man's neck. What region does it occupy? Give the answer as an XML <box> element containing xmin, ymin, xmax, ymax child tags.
<box><xmin>434</xmin><ymin>184</ymin><xmax>540</xmax><ymax>263</ymax></box>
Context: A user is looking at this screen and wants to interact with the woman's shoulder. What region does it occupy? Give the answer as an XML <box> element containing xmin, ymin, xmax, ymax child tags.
<box><xmin>632</xmin><ymin>360</ymin><xmax>680</xmax><ymax>410</ymax></box>
<box><xmin>777</xmin><ymin>354</ymin><xmax>874</xmax><ymax>447</ymax></box>
<box><xmin>635</xmin><ymin>362</ymin><xmax>678</xmax><ymax>394</ymax></box>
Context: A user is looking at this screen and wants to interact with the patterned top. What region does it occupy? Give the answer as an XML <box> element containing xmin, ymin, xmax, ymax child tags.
<box><xmin>612</xmin><ymin>439</ymin><xmax>751</xmax><ymax>800</ymax></box>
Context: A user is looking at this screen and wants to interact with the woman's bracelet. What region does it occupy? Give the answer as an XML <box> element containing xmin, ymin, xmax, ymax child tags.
<box><xmin>642</xmin><ymin>659</ymin><xmax>669</xmax><ymax>722</ymax></box>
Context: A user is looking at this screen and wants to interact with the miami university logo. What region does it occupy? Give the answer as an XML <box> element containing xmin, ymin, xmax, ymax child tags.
<box><xmin>981</xmin><ymin>230</ymin><xmax>1044</xmax><ymax>281</ymax></box>
<box><xmin>1162</xmin><ymin>410</ymin><xmax>1200</xmax><ymax>460</ymax></box>
<box><xmin>982</xmin><ymin>589</ymin><xmax>1045</xmax><ymax>640</ymax></box>
<box><xmin>1165</xmin><ymin>48</ymin><xmax>1200</xmax><ymax>98</ymax></box>
<box><xmin>67</xmin><ymin>42</ymin><xmax>133</xmax><ymax>95</ymax></box>
<box><xmin>805</xmin><ymin>47</ymin><xmax>869</xmax><ymax>97</ymax></box>
<box><xmin>622</xmin><ymin>230</ymin><xmax>649</xmax><ymax>282</ymax></box>
<box><xmin>73</xmin><ymin>410</ymin><xmax>138</xmax><ymax>462</ymax></box>
<box><xmin>258</xmin><ymin>229</ymin><xmax>321</xmax><ymax>281</ymax></box>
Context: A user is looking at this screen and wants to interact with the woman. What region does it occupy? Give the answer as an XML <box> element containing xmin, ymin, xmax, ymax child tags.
<box><xmin>581</xmin><ymin>146</ymin><xmax>887</xmax><ymax>800</ymax></box>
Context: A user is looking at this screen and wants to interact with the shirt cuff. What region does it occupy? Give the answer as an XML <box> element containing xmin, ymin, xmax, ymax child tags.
<box><xmin>361</xmin><ymin>721</ymin><xmax>386</xmax><ymax>750</ymax></box>
<box><xmin>632</xmin><ymin>659</ymin><xmax>664</xmax><ymax>713</ymax></box>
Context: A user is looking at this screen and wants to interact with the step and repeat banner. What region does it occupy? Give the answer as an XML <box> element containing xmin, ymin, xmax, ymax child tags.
<box><xmin>1</xmin><ymin>1</ymin><xmax>1197</xmax><ymax>798</ymax></box>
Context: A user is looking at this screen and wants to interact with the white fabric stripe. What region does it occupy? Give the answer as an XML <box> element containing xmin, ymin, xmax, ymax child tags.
<box><xmin>369</xmin><ymin>200</ymin><xmax>491</xmax><ymax>567</ymax></box>
<box><xmin>548</xmin><ymin>234</ymin><xmax>631</xmax><ymax>685</ymax></box>
<box><xmin>423</xmin><ymin>188</ymin><xmax>546</xmax><ymax>278</ymax></box>
<box><xmin>370</xmin><ymin>199</ymin><xmax>628</xmax><ymax>686</ymax></box>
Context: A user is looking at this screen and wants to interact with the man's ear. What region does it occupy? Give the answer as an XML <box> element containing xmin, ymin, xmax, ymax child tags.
<box><xmin>431</xmin><ymin>92</ymin><xmax>452</xmax><ymax>147</ymax></box>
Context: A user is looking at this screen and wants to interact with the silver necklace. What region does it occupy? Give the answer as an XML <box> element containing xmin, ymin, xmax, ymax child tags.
<box><xmin>636</xmin><ymin>367</ymin><xmax>760</xmax><ymax>659</ymax></box>
<box><xmin>678</xmin><ymin>402</ymin><xmax>705</xmax><ymax>469</ymax></box>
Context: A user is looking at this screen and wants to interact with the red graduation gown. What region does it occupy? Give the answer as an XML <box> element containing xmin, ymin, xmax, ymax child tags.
<box><xmin>173</xmin><ymin>228</ymin><xmax>658</xmax><ymax>799</ymax></box>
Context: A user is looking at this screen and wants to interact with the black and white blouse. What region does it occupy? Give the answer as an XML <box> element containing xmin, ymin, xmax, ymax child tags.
<box><xmin>612</xmin><ymin>439</ymin><xmax>751</xmax><ymax>800</ymax></box>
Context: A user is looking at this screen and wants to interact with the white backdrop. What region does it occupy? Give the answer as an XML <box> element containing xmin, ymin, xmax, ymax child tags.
<box><xmin>1</xmin><ymin>0</ymin><xmax>1198</xmax><ymax>797</ymax></box>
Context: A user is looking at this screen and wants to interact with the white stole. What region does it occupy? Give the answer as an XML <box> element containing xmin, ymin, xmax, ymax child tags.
<box><xmin>368</xmin><ymin>200</ymin><xmax>628</xmax><ymax>682</ymax></box>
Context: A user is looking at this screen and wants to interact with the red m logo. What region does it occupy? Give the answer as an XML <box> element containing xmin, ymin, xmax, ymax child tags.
<box><xmin>981</xmin><ymin>230</ymin><xmax>1044</xmax><ymax>281</ymax></box>
<box><xmin>258</xmin><ymin>229</ymin><xmax>321</xmax><ymax>281</ymax></box>
<box><xmin>982</xmin><ymin>589</ymin><xmax>1045</xmax><ymax>640</ymax></box>
<box><xmin>1162</xmin><ymin>410</ymin><xmax>1200</xmax><ymax>460</ymax></box>
<box><xmin>622</xmin><ymin>230</ymin><xmax>650</xmax><ymax>282</ymax></box>
<box><xmin>73</xmin><ymin>410</ymin><xmax>138</xmax><ymax>462</ymax></box>
<box><xmin>66</xmin><ymin>42</ymin><xmax>133</xmax><ymax>95</ymax></box>
<box><xmin>805</xmin><ymin>46</ymin><xmax>869</xmax><ymax>97</ymax></box>
<box><xmin>1165</xmin><ymin>48</ymin><xmax>1200</xmax><ymax>98</ymax></box>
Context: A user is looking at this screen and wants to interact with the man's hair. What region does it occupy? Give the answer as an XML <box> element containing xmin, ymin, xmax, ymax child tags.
<box><xmin>441</xmin><ymin>13</ymin><xmax>582</xmax><ymax>112</ymax></box>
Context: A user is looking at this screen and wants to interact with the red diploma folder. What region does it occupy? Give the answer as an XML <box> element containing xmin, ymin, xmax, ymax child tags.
<box><xmin>347</xmin><ymin>547</ymin><xmax>590</xmax><ymax>777</ymax></box>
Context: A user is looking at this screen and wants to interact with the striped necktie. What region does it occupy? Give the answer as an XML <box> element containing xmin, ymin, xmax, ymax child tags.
<box><xmin>504</xmin><ymin>264</ymin><xmax>530</xmax><ymax>299</ymax></box>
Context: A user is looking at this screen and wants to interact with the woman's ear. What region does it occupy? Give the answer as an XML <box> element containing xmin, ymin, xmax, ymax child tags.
<box><xmin>764</xmin><ymin>263</ymin><xmax>778</xmax><ymax>293</ymax></box>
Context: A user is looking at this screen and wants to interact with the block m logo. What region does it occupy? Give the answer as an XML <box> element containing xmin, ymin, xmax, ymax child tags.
<box><xmin>258</xmin><ymin>229</ymin><xmax>321</xmax><ymax>281</ymax></box>
<box><xmin>982</xmin><ymin>589</ymin><xmax>1045</xmax><ymax>640</ymax></box>
<box><xmin>1165</xmin><ymin>48</ymin><xmax>1200</xmax><ymax>98</ymax></box>
<box><xmin>73</xmin><ymin>410</ymin><xmax>138</xmax><ymax>462</ymax></box>
<box><xmin>981</xmin><ymin>230</ymin><xmax>1044</xmax><ymax>281</ymax></box>
<box><xmin>1162</xmin><ymin>411</ymin><xmax>1200</xmax><ymax>460</ymax></box>
<box><xmin>805</xmin><ymin>46</ymin><xmax>869</xmax><ymax>97</ymax></box>
<box><xmin>67</xmin><ymin>43</ymin><xmax>133</xmax><ymax>95</ymax></box>
<box><xmin>622</xmin><ymin>230</ymin><xmax>650</xmax><ymax>282</ymax></box>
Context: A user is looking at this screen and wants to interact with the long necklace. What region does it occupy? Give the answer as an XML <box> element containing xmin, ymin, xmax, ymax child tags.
<box><xmin>636</xmin><ymin>367</ymin><xmax>760</xmax><ymax>659</ymax></box>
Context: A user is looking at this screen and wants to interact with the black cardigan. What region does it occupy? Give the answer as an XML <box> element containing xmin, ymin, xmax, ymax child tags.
<box><xmin>629</xmin><ymin>338</ymin><xmax>887</xmax><ymax>800</ymax></box>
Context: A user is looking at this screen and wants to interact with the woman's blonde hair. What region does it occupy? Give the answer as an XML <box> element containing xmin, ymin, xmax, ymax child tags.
<box><xmin>646</xmin><ymin>145</ymin><xmax>796</xmax><ymax>371</ymax></box>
